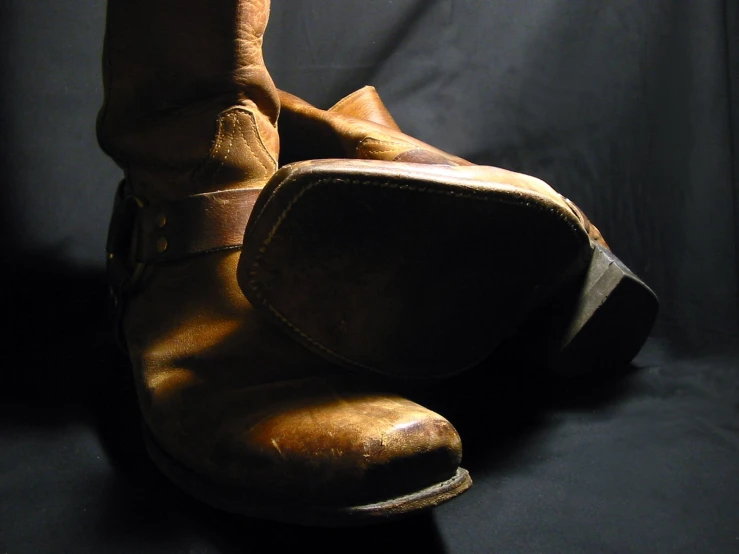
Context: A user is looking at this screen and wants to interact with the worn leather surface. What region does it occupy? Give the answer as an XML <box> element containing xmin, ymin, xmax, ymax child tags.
<box><xmin>97</xmin><ymin>0</ymin><xmax>280</xmax><ymax>201</ymax></box>
<box><xmin>99</xmin><ymin>0</ymin><xmax>464</xmax><ymax>509</ymax></box>
<box><xmin>124</xmin><ymin>249</ymin><xmax>462</xmax><ymax>505</ymax></box>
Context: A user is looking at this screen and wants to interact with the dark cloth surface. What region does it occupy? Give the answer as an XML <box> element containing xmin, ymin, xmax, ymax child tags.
<box><xmin>1</xmin><ymin>0</ymin><xmax>738</xmax><ymax>552</ymax></box>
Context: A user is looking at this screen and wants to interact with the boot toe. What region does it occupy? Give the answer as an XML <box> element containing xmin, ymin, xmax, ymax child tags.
<box><xmin>234</xmin><ymin>391</ymin><xmax>463</xmax><ymax>506</ymax></box>
<box><xmin>144</xmin><ymin>377</ymin><xmax>468</xmax><ymax>524</ymax></box>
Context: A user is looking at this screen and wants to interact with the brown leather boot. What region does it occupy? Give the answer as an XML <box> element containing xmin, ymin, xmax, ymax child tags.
<box><xmin>237</xmin><ymin>87</ymin><xmax>657</xmax><ymax>377</ymax></box>
<box><xmin>322</xmin><ymin>88</ymin><xmax>660</xmax><ymax>376</ymax></box>
<box><xmin>100</xmin><ymin>1</ymin><xmax>470</xmax><ymax>525</ymax></box>
<box><xmin>237</xmin><ymin>90</ymin><xmax>592</xmax><ymax>378</ymax></box>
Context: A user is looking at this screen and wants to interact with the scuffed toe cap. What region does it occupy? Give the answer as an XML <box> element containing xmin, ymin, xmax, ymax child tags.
<box><xmin>209</xmin><ymin>383</ymin><xmax>463</xmax><ymax>507</ymax></box>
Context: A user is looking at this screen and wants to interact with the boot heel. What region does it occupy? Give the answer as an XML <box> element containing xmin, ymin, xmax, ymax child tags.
<box><xmin>503</xmin><ymin>243</ymin><xmax>659</xmax><ymax>376</ymax></box>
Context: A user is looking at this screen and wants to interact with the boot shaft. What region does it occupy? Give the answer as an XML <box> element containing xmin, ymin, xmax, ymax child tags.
<box><xmin>98</xmin><ymin>0</ymin><xmax>279</xmax><ymax>200</ymax></box>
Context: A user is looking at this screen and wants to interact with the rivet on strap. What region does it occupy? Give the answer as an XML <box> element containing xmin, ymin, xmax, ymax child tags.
<box><xmin>134</xmin><ymin>188</ymin><xmax>263</xmax><ymax>263</ymax></box>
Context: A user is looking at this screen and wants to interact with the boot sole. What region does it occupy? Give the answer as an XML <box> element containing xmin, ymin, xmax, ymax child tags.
<box><xmin>239</xmin><ymin>160</ymin><xmax>591</xmax><ymax>378</ymax></box>
<box><xmin>496</xmin><ymin>242</ymin><xmax>659</xmax><ymax>375</ymax></box>
<box><xmin>142</xmin><ymin>425</ymin><xmax>472</xmax><ymax>527</ymax></box>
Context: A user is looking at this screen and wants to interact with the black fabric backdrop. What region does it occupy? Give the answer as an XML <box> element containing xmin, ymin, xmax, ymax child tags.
<box><xmin>1</xmin><ymin>1</ymin><xmax>738</xmax><ymax>553</ymax></box>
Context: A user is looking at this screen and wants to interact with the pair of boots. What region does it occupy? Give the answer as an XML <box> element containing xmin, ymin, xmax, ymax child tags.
<box><xmin>100</xmin><ymin>0</ymin><xmax>657</xmax><ymax>526</ymax></box>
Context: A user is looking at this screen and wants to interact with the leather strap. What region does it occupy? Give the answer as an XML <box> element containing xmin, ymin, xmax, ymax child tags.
<box><xmin>108</xmin><ymin>184</ymin><xmax>260</xmax><ymax>261</ymax></box>
<box><xmin>135</xmin><ymin>188</ymin><xmax>261</xmax><ymax>263</ymax></box>
<box><xmin>106</xmin><ymin>182</ymin><xmax>261</xmax><ymax>296</ymax></box>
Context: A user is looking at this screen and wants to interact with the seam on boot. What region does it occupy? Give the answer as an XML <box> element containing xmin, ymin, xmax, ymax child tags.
<box><xmin>357</xmin><ymin>137</ymin><xmax>414</xmax><ymax>159</ymax></box>
<box><xmin>195</xmin><ymin>106</ymin><xmax>277</xmax><ymax>187</ymax></box>
<box><xmin>209</xmin><ymin>113</ymin><xmax>237</xmax><ymax>184</ymax></box>
<box><xmin>235</xmin><ymin>111</ymin><xmax>272</xmax><ymax>180</ymax></box>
